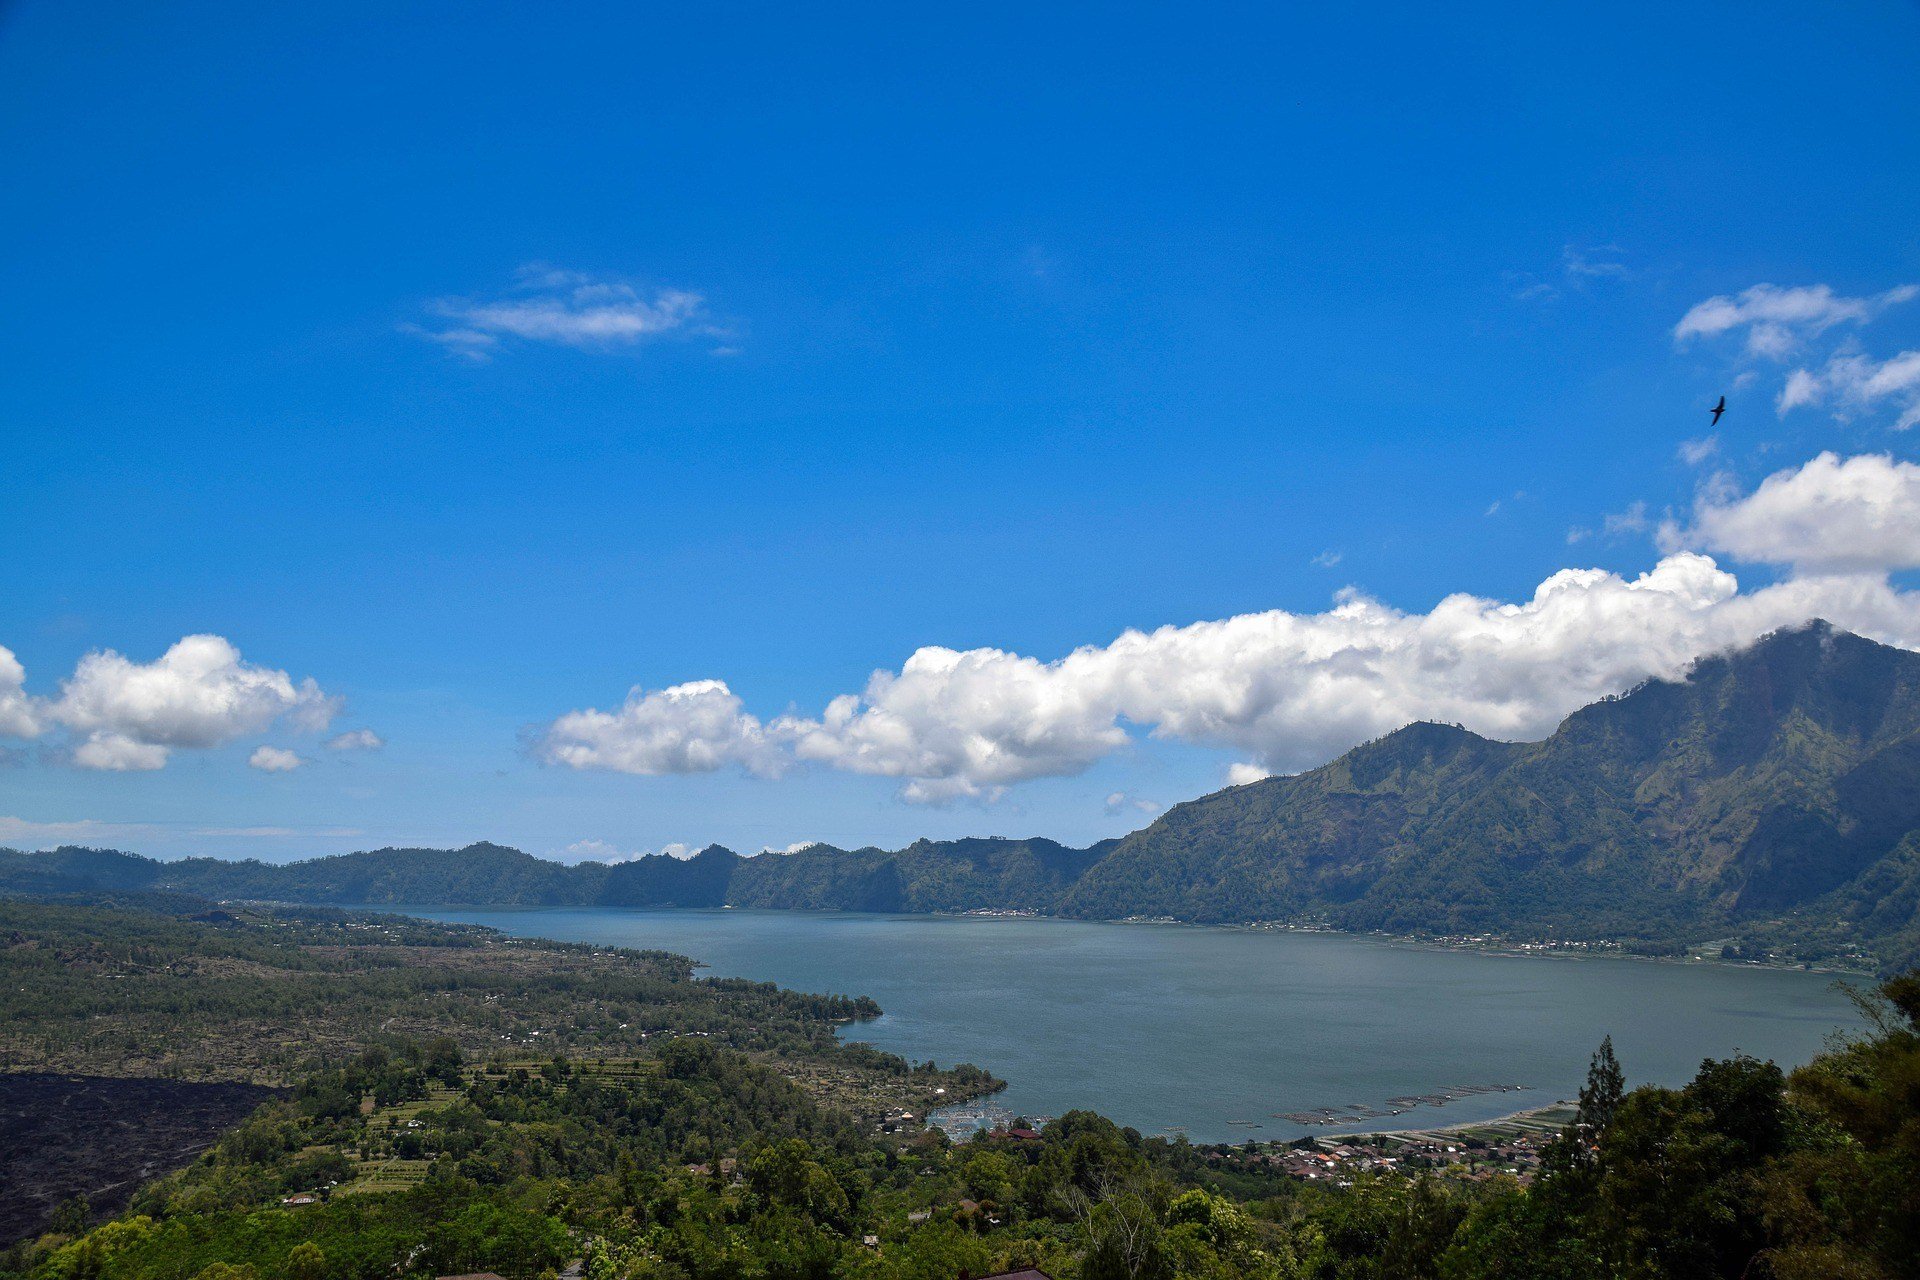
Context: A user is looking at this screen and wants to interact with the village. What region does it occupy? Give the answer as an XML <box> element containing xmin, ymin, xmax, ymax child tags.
<box><xmin>1197</xmin><ymin>1104</ymin><xmax>1576</xmax><ymax>1186</ymax></box>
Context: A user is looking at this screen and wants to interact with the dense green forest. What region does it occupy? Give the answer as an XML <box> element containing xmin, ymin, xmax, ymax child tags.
<box><xmin>4</xmin><ymin>892</ymin><xmax>1916</xmax><ymax>1280</ymax></box>
<box><xmin>8</xmin><ymin>624</ymin><xmax>1920</xmax><ymax>969</ymax></box>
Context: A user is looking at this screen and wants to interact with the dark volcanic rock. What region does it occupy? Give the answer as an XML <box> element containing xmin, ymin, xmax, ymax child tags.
<box><xmin>0</xmin><ymin>1073</ymin><xmax>279</xmax><ymax>1244</ymax></box>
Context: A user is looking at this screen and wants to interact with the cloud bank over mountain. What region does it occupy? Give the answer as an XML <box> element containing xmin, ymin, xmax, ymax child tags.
<box><xmin>536</xmin><ymin>451</ymin><xmax>1920</xmax><ymax>802</ymax></box>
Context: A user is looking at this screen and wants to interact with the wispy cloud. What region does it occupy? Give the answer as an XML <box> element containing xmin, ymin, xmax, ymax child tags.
<box><xmin>413</xmin><ymin>266</ymin><xmax>722</xmax><ymax>360</ymax></box>
<box><xmin>1510</xmin><ymin>244</ymin><xmax>1631</xmax><ymax>302</ymax></box>
<box><xmin>553</xmin><ymin>838</ymin><xmax>694</xmax><ymax>864</ymax></box>
<box><xmin>1678</xmin><ymin>436</ymin><xmax>1719</xmax><ymax>466</ymax></box>
<box><xmin>1561</xmin><ymin>244</ymin><xmax>1630</xmax><ymax>282</ymax></box>
<box><xmin>1603</xmin><ymin>500</ymin><xmax>1652</xmax><ymax>536</ymax></box>
<box><xmin>1778</xmin><ymin>349</ymin><xmax>1920</xmax><ymax>431</ymax></box>
<box><xmin>1674</xmin><ymin>282</ymin><xmax>1916</xmax><ymax>360</ymax></box>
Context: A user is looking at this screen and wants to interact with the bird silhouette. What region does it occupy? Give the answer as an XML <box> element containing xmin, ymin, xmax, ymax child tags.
<box><xmin>1710</xmin><ymin>395</ymin><xmax>1726</xmax><ymax>426</ymax></box>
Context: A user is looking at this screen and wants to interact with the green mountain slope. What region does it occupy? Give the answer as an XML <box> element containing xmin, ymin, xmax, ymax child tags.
<box><xmin>1064</xmin><ymin>621</ymin><xmax>1920</xmax><ymax>958</ymax></box>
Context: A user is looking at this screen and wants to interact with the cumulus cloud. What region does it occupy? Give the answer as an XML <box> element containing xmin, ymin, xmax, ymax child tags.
<box><xmin>0</xmin><ymin>646</ymin><xmax>40</xmax><ymax>739</ymax></box>
<box><xmin>1226</xmin><ymin>763</ymin><xmax>1272</xmax><ymax>786</ymax></box>
<box><xmin>1674</xmin><ymin>283</ymin><xmax>1917</xmax><ymax>360</ymax></box>
<box><xmin>52</xmin><ymin>635</ymin><xmax>338</xmax><ymax>771</ymax></box>
<box><xmin>414</xmin><ymin>266</ymin><xmax>713</xmax><ymax>359</ymax></box>
<box><xmin>535</xmin><ymin>679</ymin><xmax>784</xmax><ymax>777</ymax></box>
<box><xmin>72</xmin><ymin>733</ymin><xmax>169</xmax><ymax>772</ymax></box>
<box><xmin>539</xmin><ymin>454</ymin><xmax>1920</xmax><ymax>802</ymax></box>
<box><xmin>1672</xmin><ymin>452</ymin><xmax>1920</xmax><ymax>575</ymax></box>
<box><xmin>1105</xmin><ymin>792</ymin><xmax>1160</xmax><ymax>816</ymax></box>
<box><xmin>782</xmin><ymin>647</ymin><xmax>1133</xmax><ymax>802</ymax></box>
<box><xmin>248</xmin><ymin>745</ymin><xmax>303</xmax><ymax>773</ymax></box>
<box><xmin>325</xmin><ymin>728</ymin><xmax>385</xmax><ymax>751</ymax></box>
<box><xmin>1777</xmin><ymin>349</ymin><xmax>1920</xmax><ymax>431</ymax></box>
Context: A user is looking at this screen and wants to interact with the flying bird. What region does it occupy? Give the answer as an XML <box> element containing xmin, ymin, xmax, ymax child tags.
<box><xmin>1709</xmin><ymin>395</ymin><xmax>1726</xmax><ymax>426</ymax></box>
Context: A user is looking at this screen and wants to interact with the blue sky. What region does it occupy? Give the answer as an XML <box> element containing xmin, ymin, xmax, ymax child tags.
<box><xmin>4</xmin><ymin>1</ymin><xmax>1920</xmax><ymax>862</ymax></box>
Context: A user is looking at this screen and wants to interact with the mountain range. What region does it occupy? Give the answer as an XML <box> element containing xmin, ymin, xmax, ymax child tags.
<box><xmin>7</xmin><ymin>621</ymin><xmax>1919</xmax><ymax>970</ymax></box>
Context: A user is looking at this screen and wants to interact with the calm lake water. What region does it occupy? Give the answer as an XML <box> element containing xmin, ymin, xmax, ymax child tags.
<box><xmin>417</xmin><ymin>908</ymin><xmax>1866</xmax><ymax>1144</ymax></box>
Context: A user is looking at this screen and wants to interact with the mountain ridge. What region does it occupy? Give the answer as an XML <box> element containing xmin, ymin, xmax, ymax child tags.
<box><xmin>7</xmin><ymin>621</ymin><xmax>1919</xmax><ymax>969</ymax></box>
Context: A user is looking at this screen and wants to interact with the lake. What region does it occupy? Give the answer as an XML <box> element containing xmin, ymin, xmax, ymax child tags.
<box><xmin>417</xmin><ymin>907</ymin><xmax>1866</xmax><ymax>1144</ymax></box>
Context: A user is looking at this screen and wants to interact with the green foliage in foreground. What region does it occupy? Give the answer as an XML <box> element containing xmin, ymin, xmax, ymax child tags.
<box><xmin>10</xmin><ymin>972</ymin><xmax>1920</xmax><ymax>1280</ymax></box>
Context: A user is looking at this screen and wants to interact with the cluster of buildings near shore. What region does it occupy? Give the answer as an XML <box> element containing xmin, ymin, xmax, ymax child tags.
<box><xmin>1200</xmin><ymin>1105</ymin><xmax>1576</xmax><ymax>1186</ymax></box>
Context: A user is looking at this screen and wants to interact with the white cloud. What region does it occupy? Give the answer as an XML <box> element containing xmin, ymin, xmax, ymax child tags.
<box><xmin>248</xmin><ymin>745</ymin><xmax>303</xmax><ymax>773</ymax></box>
<box><xmin>0</xmin><ymin>645</ymin><xmax>40</xmax><ymax>739</ymax></box>
<box><xmin>537</xmin><ymin>454</ymin><xmax>1920</xmax><ymax>803</ymax></box>
<box><xmin>416</xmin><ymin>266</ymin><xmax>712</xmax><ymax>359</ymax></box>
<box><xmin>1678</xmin><ymin>436</ymin><xmax>1719</xmax><ymax>466</ymax></box>
<box><xmin>1227</xmin><ymin>762</ymin><xmax>1272</xmax><ymax>786</ymax></box>
<box><xmin>1509</xmin><ymin>245</ymin><xmax>1630</xmax><ymax>303</ymax></box>
<box><xmin>72</xmin><ymin>733</ymin><xmax>168</xmax><ymax>772</ymax></box>
<box><xmin>768</xmin><ymin>550</ymin><xmax>1920</xmax><ymax>796</ymax></box>
<box><xmin>1672</xmin><ymin>452</ymin><xmax>1920</xmax><ymax>575</ymax></box>
<box><xmin>1777</xmin><ymin>349</ymin><xmax>1920</xmax><ymax>431</ymax></box>
<box><xmin>781</xmin><ymin>648</ymin><xmax>1132</xmax><ymax>802</ymax></box>
<box><xmin>1312</xmin><ymin>550</ymin><xmax>1344</xmax><ymax>568</ymax></box>
<box><xmin>1561</xmin><ymin>244</ymin><xmax>1629</xmax><ymax>282</ymax></box>
<box><xmin>1674</xmin><ymin>283</ymin><xmax>1916</xmax><ymax>360</ymax></box>
<box><xmin>1603</xmin><ymin>500</ymin><xmax>1652</xmax><ymax>536</ymax></box>
<box><xmin>557</xmin><ymin>839</ymin><xmax>628</xmax><ymax>864</ymax></box>
<box><xmin>51</xmin><ymin>635</ymin><xmax>338</xmax><ymax>771</ymax></box>
<box><xmin>555</xmin><ymin>839</ymin><xmax>696</xmax><ymax>864</ymax></box>
<box><xmin>1104</xmin><ymin>792</ymin><xmax>1160</xmax><ymax>816</ymax></box>
<box><xmin>535</xmin><ymin>679</ymin><xmax>784</xmax><ymax>777</ymax></box>
<box><xmin>0</xmin><ymin>815</ymin><xmax>155</xmax><ymax>847</ymax></box>
<box><xmin>325</xmin><ymin>728</ymin><xmax>385</xmax><ymax>751</ymax></box>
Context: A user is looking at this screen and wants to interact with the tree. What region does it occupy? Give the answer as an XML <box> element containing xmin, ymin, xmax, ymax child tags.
<box><xmin>1578</xmin><ymin>1035</ymin><xmax>1624</xmax><ymax>1135</ymax></box>
<box><xmin>47</xmin><ymin>1196</ymin><xmax>91</xmax><ymax>1238</ymax></box>
<box><xmin>286</xmin><ymin>1242</ymin><xmax>327</xmax><ymax>1280</ymax></box>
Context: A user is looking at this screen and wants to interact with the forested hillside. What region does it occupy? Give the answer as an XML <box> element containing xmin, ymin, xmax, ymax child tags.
<box><xmin>1069</xmin><ymin>621</ymin><xmax>1920</xmax><ymax>969</ymax></box>
<box><xmin>0</xmin><ymin>898</ymin><xmax>995</xmax><ymax>1245</ymax></box>
<box><xmin>9</xmin><ymin>623</ymin><xmax>1920</xmax><ymax>968</ymax></box>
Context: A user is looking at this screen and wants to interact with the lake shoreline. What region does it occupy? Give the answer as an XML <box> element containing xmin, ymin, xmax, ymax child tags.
<box><xmin>415</xmin><ymin>903</ymin><xmax>1866</xmax><ymax>1146</ymax></box>
<box><xmin>351</xmin><ymin>899</ymin><xmax>1877</xmax><ymax>979</ymax></box>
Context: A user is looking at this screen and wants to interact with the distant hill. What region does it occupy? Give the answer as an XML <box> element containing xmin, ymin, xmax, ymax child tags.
<box><xmin>7</xmin><ymin>622</ymin><xmax>1919</xmax><ymax>969</ymax></box>
<box><xmin>0</xmin><ymin>833</ymin><xmax>1116</xmax><ymax>916</ymax></box>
